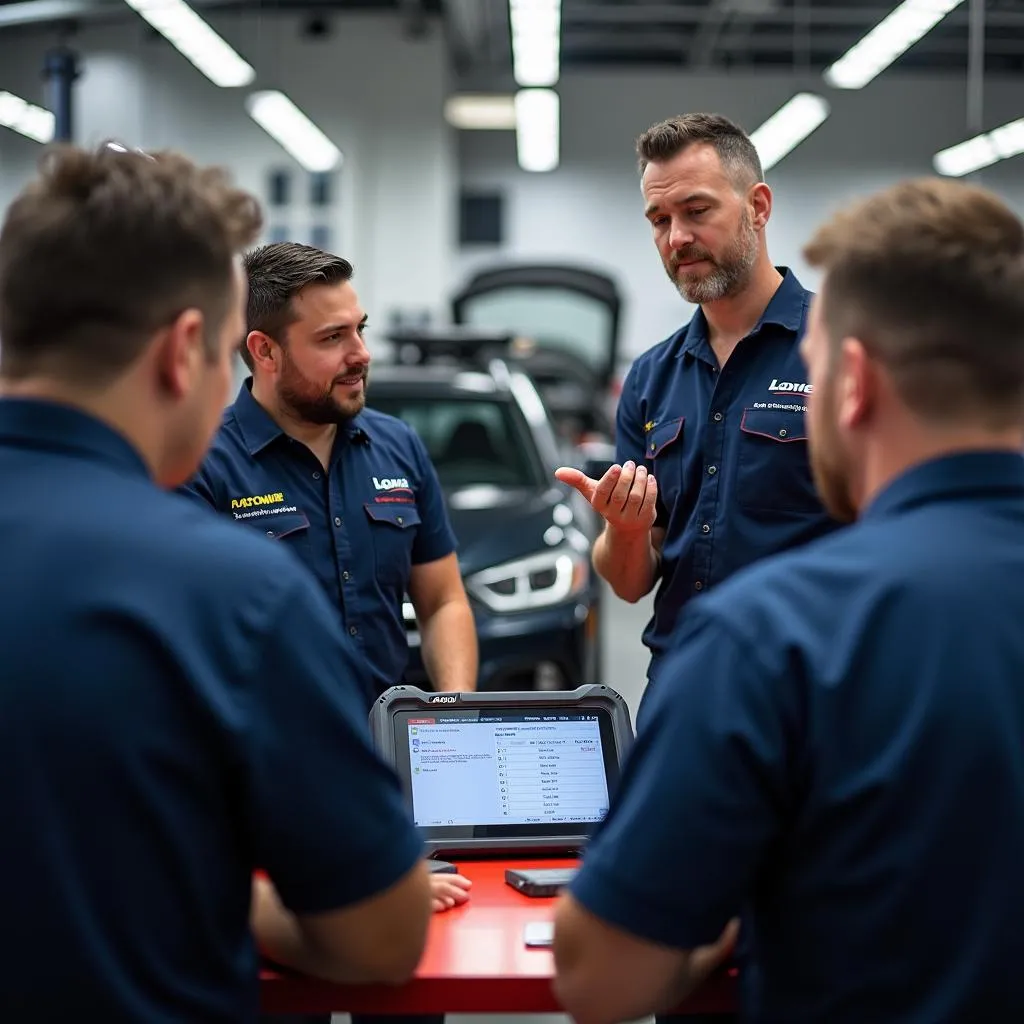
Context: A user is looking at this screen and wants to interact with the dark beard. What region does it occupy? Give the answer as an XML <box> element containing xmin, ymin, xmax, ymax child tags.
<box><xmin>279</xmin><ymin>363</ymin><xmax>368</xmax><ymax>425</ymax></box>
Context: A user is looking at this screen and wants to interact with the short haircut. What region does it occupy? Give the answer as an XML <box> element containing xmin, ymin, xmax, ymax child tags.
<box><xmin>0</xmin><ymin>143</ymin><xmax>262</xmax><ymax>385</ymax></box>
<box><xmin>635</xmin><ymin>112</ymin><xmax>763</xmax><ymax>190</ymax></box>
<box><xmin>803</xmin><ymin>177</ymin><xmax>1024</xmax><ymax>430</ymax></box>
<box><xmin>241</xmin><ymin>242</ymin><xmax>354</xmax><ymax>371</ymax></box>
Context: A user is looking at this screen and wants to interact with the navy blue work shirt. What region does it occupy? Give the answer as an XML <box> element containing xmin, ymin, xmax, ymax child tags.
<box><xmin>0</xmin><ymin>397</ymin><xmax>423</xmax><ymax>1023</ymax></box>
<box><xmin>181</xmin><ymin>380</ymin><xmax>457</xmax><ymax>706</ymax></box>
<box><xmin>571</xmin><ymin>451</ymin><xmax>1024</xmax><ymax>1022</ymax></box>
<box><xmin>615</xmin><ymin>268</ymin><xmax>838</xmax><ymax>676</ymax></box>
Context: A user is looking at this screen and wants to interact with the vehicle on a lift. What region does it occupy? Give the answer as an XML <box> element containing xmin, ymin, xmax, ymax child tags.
<box><xmin>367</xmin><ymin>352</ymin><xmax>604</xmax><ymax>692</ymax></box>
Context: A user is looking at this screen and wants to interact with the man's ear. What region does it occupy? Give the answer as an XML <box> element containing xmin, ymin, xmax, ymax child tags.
<box><xmin>155</xmin><ymin>308</ymin><xmax>205</xmax><ymax>399</ymax></box>
<box><xmin>837</xmin><ymin>337</ymin><xmax>877</xmax><ymax>431</ymax></box>
<box><xmin>750</xmin><ymin>181</ymin><xmax>772</xmax><ymax>232</ymax></box>
<box><xmin>246</xmin><ymin>330</ymin><xmax>280</xmax><ymax>373</ymax></box>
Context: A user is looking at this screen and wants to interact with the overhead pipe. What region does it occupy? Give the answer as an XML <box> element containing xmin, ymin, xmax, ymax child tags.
<box><xmin>42</xmin><ymin>43</ymin><xmax>80</xmax><ymax>142</ymax></box>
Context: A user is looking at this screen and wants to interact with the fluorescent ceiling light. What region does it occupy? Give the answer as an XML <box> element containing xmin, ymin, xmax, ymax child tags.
<box><xmin>246</xmin><ymin>90</ymin><xmax>342</xmax><ymax>174</ymax></box>
<box><xmin>750</xmin><ymin>93</ymin><xmax>830</xmax><ymax>172</ymax></box>
<box><xmin>0</xmin><ymin>90</ymin><xmax>55</xmax><ymax>143</ymax></box>
<box><xmin>509</xmin><ymin>0</ymin><xmax>561</xmax><ymax>87</ymax></box>
<box><xmin>122</xmin><ymin>0</ymin><xmax>255</xmax><ymax>87</ymax></box>
<box><xmin>934</xmin><ymin>118</ymin><xmax>1024</xmax><ymax>176</ymax></box>
<box><xmin>515</xmin><ymin>88</ymin><xmax>559</xmax><ymax>173</ymax></box>
<box><xmin>444</xmin><ymin>94</ymin><xmax>517</xmax><ymax>130</ymax></box>
<box><xmin>824</xmin><ymin>0</ymin><xmax>965</xmax><ymax>90</ymax></box>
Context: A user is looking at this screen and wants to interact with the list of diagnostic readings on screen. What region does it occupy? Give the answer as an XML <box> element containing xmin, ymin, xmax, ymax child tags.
<box><xmin>407</xmin><ymin>714</ymin><xmax>611</xmax><ymax>827</ymax></box>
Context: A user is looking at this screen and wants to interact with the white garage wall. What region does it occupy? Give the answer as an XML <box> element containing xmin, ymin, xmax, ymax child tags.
<box><xmin>457</xmin><ymin>70</ymin><xmax>1024</xmax><ymax>359</ymax></box>
<box><xmin>0</xmin><ymin>12</ymin><xmax>456</xmax><ymax>335</ymax></box>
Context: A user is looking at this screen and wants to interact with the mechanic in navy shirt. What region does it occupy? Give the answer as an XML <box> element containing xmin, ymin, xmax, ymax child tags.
<box><xmin>181</xmin><ymin>243</ymin><xmax>477</xmax><ymax>710</ymax></box>
<box><xmin>557</xmin><ymin>113</ymin><xmax>839</xmax><ymax>685</ymax></box>
<box><xmin>180</xmin><ymin>243</ymin><xmax>477</xmax><ymax>1024</ymax></box>
<box><xmin>553</xmin><ymin>178</ymin><xmax>1024</xmax><ymax>1024</ymax></box>
<box><xmin>0</xmin><ymin>144</ymin><xmax>432</xmax><ymax>1022</ymax></box>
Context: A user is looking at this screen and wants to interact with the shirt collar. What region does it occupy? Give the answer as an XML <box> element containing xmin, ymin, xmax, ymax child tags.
<box><xmin>231</xmin><ymin>377</ymin><xmax>371</xmax><ymax>456</ymax></box>
<box><xmin>863</xmin><ymin>451</ymin><xmax>1024</xmax><ymax>522</ymax></box>
<box><xmin>0</xmin><ymin>397</ymin><xmax>152</xmax><ymax>478</ymax></box>
<box><xmin>678</xmin><ymin>266</ymin><xmax>808</xmax><ymax>360</ymax></box>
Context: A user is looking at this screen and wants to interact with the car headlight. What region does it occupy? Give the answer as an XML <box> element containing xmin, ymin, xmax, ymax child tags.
<box><xmin>466</xmin><ymin>546</ymin><xmax>589</xmax><ymax>613</ymax></box>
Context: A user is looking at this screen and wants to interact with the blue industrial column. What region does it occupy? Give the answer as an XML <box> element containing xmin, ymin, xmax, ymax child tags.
<box><xmin>43</xmin><ymin>46</ymin><xmax>81</xmax><ymax>143</ymax></box>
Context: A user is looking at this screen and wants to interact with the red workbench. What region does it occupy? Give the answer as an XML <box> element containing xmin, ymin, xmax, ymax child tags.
<box><xmin>260</xmin><ymin>857</ymin><xmax>739</xmax><ymax>1016</ymax></box>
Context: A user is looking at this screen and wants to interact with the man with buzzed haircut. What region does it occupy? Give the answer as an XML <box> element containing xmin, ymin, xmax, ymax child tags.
<box><xmin>0</xmin><ymin>144</ymin><xmax>432</xmax><ymax>1022</ymax></box>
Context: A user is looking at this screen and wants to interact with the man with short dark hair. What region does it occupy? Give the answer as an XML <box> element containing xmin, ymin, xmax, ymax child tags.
<box><xmin>181</xmin><ymin>241</ymin><xmax>478</xmax><ymax>1024</ymax></box>
<box><xmin>0</xmin><ymin>144</ymin><xmax>432</xmax><ymax>1021</ymax></box>
<box><xmin>557</xmin><ymin>112</ymin><xmax>839</xmax><ymax>687</ymax></box>
<box><xmin>552</xmin><ymin>177</ymin><xmax>1024</xmax><ymax>1024</ymax></box>
<box><xmin>183</xmin><ymin>242</ymin><xmax>477</xmax><ymax>709</ymax></box>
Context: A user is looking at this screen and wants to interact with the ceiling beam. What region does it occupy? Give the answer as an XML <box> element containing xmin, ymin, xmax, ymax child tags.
<box><xmin>562</xmin><ymin>3</ymin><xmax>1024</xmax><ymax>29</ymax></box>
<box><xmin>560</xmin><ymin>28</ymin><xmax>1024</xmax><ymax>58</ymax></box>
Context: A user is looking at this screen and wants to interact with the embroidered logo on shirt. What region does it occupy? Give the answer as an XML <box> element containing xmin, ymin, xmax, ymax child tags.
<box><xmin>373</xmin><ymin>476</ymin><xmax>410</xmax><ymax>491</ymax></box>
<box><xmin>227</xmin><ymin>491</ymin><xmax>300</xmax><ymax>521</ymax></box>
<box><xmin>230</xmin><ymin>491</ymin><xmax>285</xmax><ymax>509</ymax></box>
<box><xmin>768</xmin><ymin>378</ymin><xmax>813</xmax><ymax>395</ymax></box>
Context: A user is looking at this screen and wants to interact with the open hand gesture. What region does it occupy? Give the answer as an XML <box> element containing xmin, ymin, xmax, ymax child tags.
<box><xmin>555</xmin><ymin>460</ymin><xmax>657</xmax><ymax>534</ymax></box>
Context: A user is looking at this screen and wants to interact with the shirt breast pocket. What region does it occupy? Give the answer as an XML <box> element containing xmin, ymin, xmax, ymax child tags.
<box><xmin>364</xmin><ymin>503</ymin><xmax>421</xmax><ymax>584</ymax></box>
<box><xmin>252</xmin><ymin>511</ymin><xmax>313</xmax><ymax>565</ymax></box>
<box><xmin>736</xmin><ymin>408</ymin><xmax>819</xmax><ymax>513</ymax></box>
<box><xmin>645</xmin><ymin>416</ymin><xmax>685</xmax><ymax>514</ymax></box>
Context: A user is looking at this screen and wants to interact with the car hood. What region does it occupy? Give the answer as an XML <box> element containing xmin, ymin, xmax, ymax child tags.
<box><xmin>444</xmin><ymin>484</ymin><xmax>578</xmax><ymax>576</ymax></box>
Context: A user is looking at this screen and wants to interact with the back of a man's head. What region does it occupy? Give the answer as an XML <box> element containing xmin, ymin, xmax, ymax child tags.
<box><xmin>0</xmin><ymin>143</ymin><xmax>263</xmax><ymax>387</ymax></box>
<box><xmin>241</xmin><ymin>242</ymin><xmax>353</xmax><ymax>371</ymax></box>
<box><xmin>804</xmin><ymin>177</ymin><xmax>1024</xmax><ymax>431</ymax></box>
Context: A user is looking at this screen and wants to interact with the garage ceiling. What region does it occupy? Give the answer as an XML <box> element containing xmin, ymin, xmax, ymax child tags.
<box><xmin>1</xmin><ymin>0</ymin><xmax>1022</xmax><ymax>75</ymax></box>
<box><xmin>551</xmin><ymin>0</ymin><xmax>1024</xmax><ymax>74</ymax></box>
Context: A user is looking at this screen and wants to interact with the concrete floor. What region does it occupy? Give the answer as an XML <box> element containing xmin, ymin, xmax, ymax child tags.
<box><xmin>335</xmin><ymin>584</ymin><xmax>657</xmax><ymax>1024</ymax></box>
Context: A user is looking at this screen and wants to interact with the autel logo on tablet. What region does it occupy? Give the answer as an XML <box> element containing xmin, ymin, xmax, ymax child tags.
<box><xmin>430</xmin><ymin>695</ymin><xmax>458</xmax><ymax>703</ymax></box>
<box><xmin>768</xmin><ymin>378</ymin><xmax>813</xmax><ymax>395</ymax></box>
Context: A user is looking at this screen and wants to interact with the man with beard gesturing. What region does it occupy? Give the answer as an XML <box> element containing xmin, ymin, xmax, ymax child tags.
<box><xmin>181</xmin><ymin>243</ymin><xmax>476</xmax><ymax>1024</ymax></box>
<box><xmin>557</xmin><ymin>114</ymin><xmax>840</xmax><ymax>700</ymax></box>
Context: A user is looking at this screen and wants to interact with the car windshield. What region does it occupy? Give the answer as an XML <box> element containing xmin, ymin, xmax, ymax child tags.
<box><xmin>367</xmin><ymin>395</ymin><xmax>542</xmax><ymax>489</ymax></box>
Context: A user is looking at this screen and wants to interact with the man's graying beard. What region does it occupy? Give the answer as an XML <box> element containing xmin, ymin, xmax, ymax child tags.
<box><xmin>669</xmin><ymin>210</ymin><xmax>759</xmax><ymax>304</ymax></box>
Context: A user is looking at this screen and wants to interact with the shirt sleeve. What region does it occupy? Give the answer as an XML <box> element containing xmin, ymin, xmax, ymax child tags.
<box><xmin>408</xmin><ymin>427</ymin><xmax>458</xmax><ymax>565</ymax></box>
<box><xmin>246</xmin><ymin>574</ymin><xmax>423</xmax><ymax>914</ymax></box>
<box><xmin>569</xmin><ymin>605</ymin><xmax>802</xmax><ymax>950</ymax></box>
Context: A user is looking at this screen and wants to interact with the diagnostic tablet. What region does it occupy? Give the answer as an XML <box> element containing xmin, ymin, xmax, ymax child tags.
<box><xmin>369</xmin><ymin>685</ymin><xmax>634</xmax><ymax>857</ymax></box>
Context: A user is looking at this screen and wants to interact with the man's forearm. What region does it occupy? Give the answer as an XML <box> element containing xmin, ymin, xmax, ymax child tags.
<box><xmin>592</xmin><ymin>525</ymin><xmax>660</xmax><ymax>603</ymax></box>
<box><xmin>251</xmin><ymin>878</ymin><xmax>370</xmax><ymax>985</ymax></box>
<box><xmin>419</xmin><ymin>599</ymin><xmax>478</xmax><ymax>691</ymax></box>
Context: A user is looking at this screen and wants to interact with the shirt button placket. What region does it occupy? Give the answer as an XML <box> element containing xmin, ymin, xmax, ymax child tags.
<box><xmin>696</xmin><ymin>393</ymin><xmax>727</xmax><ymax>593</ymax></box>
